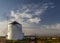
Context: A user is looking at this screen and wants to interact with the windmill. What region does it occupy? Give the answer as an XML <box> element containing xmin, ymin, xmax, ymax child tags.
<box><xmin>6</xmin><ymin>11</ymin><xmax>24</xmax><ymax>40</ymax></box>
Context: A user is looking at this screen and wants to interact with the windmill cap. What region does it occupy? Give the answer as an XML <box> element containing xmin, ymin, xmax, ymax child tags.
<box><xmin>10</xmin><ymin>21</ymin><xmax>21</xmax><ymax>25</ymax></box>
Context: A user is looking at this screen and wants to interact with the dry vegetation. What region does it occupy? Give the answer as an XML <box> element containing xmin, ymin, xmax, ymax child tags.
<box><xmin>0</xmin><ymin>36</ymin><xmax>60</xmax><ymax>43</ymax></box>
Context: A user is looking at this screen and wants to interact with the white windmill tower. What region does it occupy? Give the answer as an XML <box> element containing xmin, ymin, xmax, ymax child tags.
<box><xmin>6</xmin><ymin>21</ymin><xmax>24</xmax><ymax>40</ymax></box>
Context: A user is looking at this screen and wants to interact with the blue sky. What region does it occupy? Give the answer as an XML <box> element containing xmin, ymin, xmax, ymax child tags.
<box><xmin>0</xmin><ymin>0</ymin><xmax>60</xmax><ymax>36</ymax></box>
<box><xmin>0</xmin><ymin>0</ymin><xmax>60</xmax><ymax>25</ymax></box>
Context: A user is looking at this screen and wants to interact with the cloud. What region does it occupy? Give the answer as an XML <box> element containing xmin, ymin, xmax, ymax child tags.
<box><xmin>0</xmin><ymin>1</ymin><xmax>56</xmax><ymax>36</ymax></box>
<box><xmin>0</xmin><ymin>2</ymin><xmax>55</xmax><ymax>28</ymax></box>
<box><xmin>42</xmin><ymin>24</ymin><xmax>60</xmax><ymax>29</ymax></box>
<box><xmin>28</xmin><ymin>17</ymin><xmax>41</xmax><ymax>24</ymax></box>
<box><xmin>0</xmin><ymin>21</ymin><xmax>8</xmax><ymax>36</ymax></box>
<box><xmin>23</xmin><ymin>24</ymin><xmax>60</xmax><ymax>36</ymax></box>
<box><xmin>5</xmin><ymin>2</ymin><xmax>54</xmax><ymax>27</ymax></box>
<box><xmin>23</xmin><ymin>28</ymin><xmax>60</xmax><ymax>36</ymax></box>
<box><xmin>48</xmin><ymin>2</ymin><xmax>56</xmax><ymax>8</ymax></box>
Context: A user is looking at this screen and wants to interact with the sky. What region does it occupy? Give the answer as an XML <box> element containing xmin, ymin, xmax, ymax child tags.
<box><xmin>0</xmin><ymin>0</ymin><xmax>60</xmax><ymax>36</ymax></box>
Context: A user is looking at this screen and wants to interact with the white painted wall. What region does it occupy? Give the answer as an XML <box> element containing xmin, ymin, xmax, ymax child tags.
<box><xmin>7</xmin><ymin>22</ymin><xmax>24</xmax><ymax>40</ymax></box>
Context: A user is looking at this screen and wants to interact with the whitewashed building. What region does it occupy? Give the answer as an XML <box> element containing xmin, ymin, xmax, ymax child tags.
<box><xmin>7</xmin><ymin>21</ymin><xmax>24</xmax><ymax>40</ymax></box>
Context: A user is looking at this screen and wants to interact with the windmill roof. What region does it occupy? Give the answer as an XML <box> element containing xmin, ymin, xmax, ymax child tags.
<box><xmin>10</xmin><ymin>21</ymin><xmax>21</xmax><ymax>25</ymax></box>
